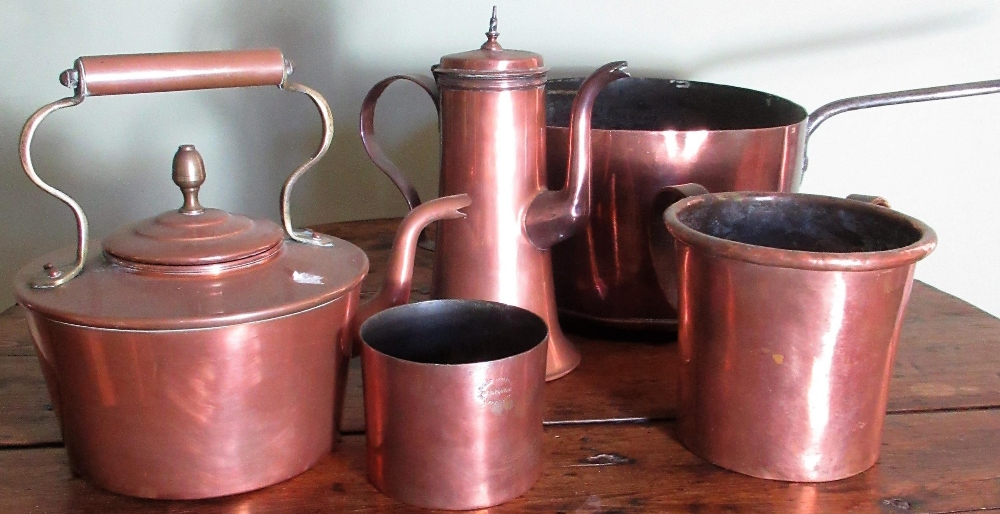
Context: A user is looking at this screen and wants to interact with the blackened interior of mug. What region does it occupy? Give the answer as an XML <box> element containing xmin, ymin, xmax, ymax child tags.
<box><xmin>361</xmin><ymin>300</ymin><xmax>548</xmax><ymax>365</ymax></box>
<box><xmin>546</xmin><ymin>77</ymin><xmax>807</xmax><ymax>131</ymax></box>
<box><xmin>678</xmin><ymin>196</ymin><xmax>924</xmax><ymax>253</ymax></box>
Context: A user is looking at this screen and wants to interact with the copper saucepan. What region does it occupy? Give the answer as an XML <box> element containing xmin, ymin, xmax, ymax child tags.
<box><xmin>544</xmin><ymin>76</ymin><xmax>1000</xmax><ymax>332</ymax></box>
<box><xmin>14</xmin><ymin>49</ymin><xmax>470</xmax><ymax>499</ymax></box>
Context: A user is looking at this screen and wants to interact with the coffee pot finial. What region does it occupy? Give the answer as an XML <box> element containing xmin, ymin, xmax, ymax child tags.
<box><xmin>481</xmin><ymin>6</ymin><xmax>501</xmax><ymax>50</ymax></box>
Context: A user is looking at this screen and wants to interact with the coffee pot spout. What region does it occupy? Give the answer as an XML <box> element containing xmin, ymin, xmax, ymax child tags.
<box><xmin>524</xmin><ymin>61</ymin><xmax>628</xmax><ymax>249</ymax></box>
<box><xmin>351</xmin><ymin>194</ymin><xmax>471</xmax><ymax>354</ymax></box>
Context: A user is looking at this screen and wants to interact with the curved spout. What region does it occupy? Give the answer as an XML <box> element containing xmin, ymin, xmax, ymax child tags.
<box><xmin>524</xmin><ymin>61</ymin><xmax>629</xmax><ymax>249</ymax></box>
<box><xmin>350</xmin><ymin>194</ymin><xmax>471</xmax><ymax>355</ymax></box>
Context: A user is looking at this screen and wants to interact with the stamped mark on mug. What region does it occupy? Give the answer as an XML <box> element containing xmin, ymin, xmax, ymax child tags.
<box><xmin>477</xmin><ymin>377</ymin><xmax>514</xmax><ymax>415</ymax></box>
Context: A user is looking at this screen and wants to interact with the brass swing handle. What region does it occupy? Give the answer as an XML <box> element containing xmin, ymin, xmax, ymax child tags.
<box><xmin>20</xmin><ymin>49</ymin><xmax>334</xmax><ymax>289</ymax></box>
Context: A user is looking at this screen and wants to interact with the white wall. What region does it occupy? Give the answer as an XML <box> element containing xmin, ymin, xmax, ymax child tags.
<box><xmin>2</xmin><ymin>0</ymin><xmax>998</xmax><ymax>318</ymax></box>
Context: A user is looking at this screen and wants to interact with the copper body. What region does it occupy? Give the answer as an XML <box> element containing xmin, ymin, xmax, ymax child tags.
<box><xmin>24</xmin><ymin>296</ymin><xmax>350</xmax><ymax>499</ymax></box>
<box><xmin>430</xmin><ymin>80</ymin><xmax>574</xmax><ymax>379</ymax></box>
<box><xmin>546</xmin><ymin>77</ymin><xmax>1000</xmax><ymax>331</ymax></box>
<box><xmin>16</xmin><ymin>49</ymin><xmax>471</xmax><ymax>499</ymax></box>
<box><xmin>16</xmin><ymin>195</ymin><xmax>467</xmax><ymax>499</ymax></box>
<box><xmin>361</xmin><ymin>12</ymin><xmax>628</xmax><ymax>379</ymax></box>
<box><xmin>659</xmin><ymin>191</ymin><xmax>936</xmax><ymax>481</ymax></box>
<box><xmin>360</xmin><ymin>299</ymin><xmax>548</xmax><ymax>510</ymax></box>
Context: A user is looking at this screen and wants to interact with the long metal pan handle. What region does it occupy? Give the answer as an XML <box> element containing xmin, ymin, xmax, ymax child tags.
<box><xmin>19</xmin><ymin>49</ymin><xmax>334</xmax><ymax>289</ymax></box>
<box><xmin>803</xmin><ymin>78</ymin><xmax>1000</xmax><ymax>171</ymax></box>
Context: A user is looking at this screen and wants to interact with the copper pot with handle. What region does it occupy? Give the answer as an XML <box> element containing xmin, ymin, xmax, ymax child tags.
<box><xmin>14</xmin><ymin>49</ymin><xmax>470</xmax><ymax>500</ymax></box>
<box><xmin>544</xmin><ymin>76</ymin><xmax>1000</xmax><ymax>332</ymax></box>
<box><xmin>360</xmin><ymin>8</ymin><xmax>629</xmax><ymax>380</ymax></box>
<box><xmin>651</xmin><ymin>185</ymin><xmax>936</xmax><ymax>481</ymax></box>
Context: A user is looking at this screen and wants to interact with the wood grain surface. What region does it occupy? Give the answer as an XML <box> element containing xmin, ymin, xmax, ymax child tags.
<box><xmin>2</xmin><ymin>410</ymin><xmax>998</xmax><ymax>513</ymax></box>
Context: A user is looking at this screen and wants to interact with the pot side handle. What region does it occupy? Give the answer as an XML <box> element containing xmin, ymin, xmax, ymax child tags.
<box><xmin>648</xmin><ymin>183</ymin><xmax>711</xmax><ymax>311</ymax></box>
<box><xmin>845</xmin><ymin>194</ymin><xmax>890</xmax><ymax>208</ymax></box>
<box><xmin>803</xmin><ymin>78</ymin><xmax>1000</xmax><ymax>172</ymax></box>
<box><xmin>19</xmin><ymin>49</ymin><xmax>333</xmax><ymax>289</ymax></box>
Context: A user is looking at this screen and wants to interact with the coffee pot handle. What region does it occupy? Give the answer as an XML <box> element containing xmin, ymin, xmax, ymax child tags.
<box><xmin>19</xmin><ymin>49</ymin><xmax>333</xmax><ymax>288</ymax></box>
<box><xmin>359</xmin><ymin>75</ymin><xmax>438</xmax><ymax>211</ymax></box>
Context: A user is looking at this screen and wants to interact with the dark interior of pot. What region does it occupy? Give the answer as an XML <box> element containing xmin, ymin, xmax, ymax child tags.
<box><xmin>677</xmin><ymin>196</ymin><xmax>924</xmax><ymax>253</ymax></box>
<box><xmin>546</xmin><ymin>77</ymin><xmax>807</xmax><ymax>131</ymax></box>
<box><xmin>361</xmin><ymin>300</ymin><xmax>548</xmax><ymax>365</ymax></box>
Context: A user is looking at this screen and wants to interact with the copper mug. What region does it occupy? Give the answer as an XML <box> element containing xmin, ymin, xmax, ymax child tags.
<box><xmin>360</xmin><ymin>9</ymin><xmax>629</xmax><ymax>380</ymax></box>
<box><xmin>653</xmin><ymin>185</ymin><xmax>936</xmax><ymax>481</ymax></box>
<box><xmin>360</xmin><ymin>299</ymin><xmax>548</xmax><ymax>510</ymax></box>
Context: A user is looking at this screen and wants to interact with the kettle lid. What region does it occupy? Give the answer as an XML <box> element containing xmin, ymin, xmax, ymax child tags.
<box><xmin>435</xmin><ymin>7</ymin><xmax>546</xmax><ymax>75</ymax></box>
<box><xmin>102</xmin><ymin>145</ymin><xmax>284</xmax><ymax>271</ymax></box>
<box><xmin>15</xmin><ymin>145</ymin><xmax>370</xmax><ymax>331</ymax></box>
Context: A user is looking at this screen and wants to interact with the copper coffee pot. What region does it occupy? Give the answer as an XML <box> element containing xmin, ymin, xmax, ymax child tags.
<box><xmin>360</xmin><ymin>9</ymin><xmax>629</xmax><ymax>380</ymax></box>
<box><xmin>15</xmin><ymin>49</ymin><xmax>470</xmax><ymax>499</ymax></box>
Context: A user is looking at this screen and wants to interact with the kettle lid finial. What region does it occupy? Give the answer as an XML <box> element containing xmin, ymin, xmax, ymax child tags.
<box><xmin>173</xmin><ymin>145</ymin><xmax>206</xmax><ymax>214</ymax></box>
<box><xmin>481</xmin><ymin>6</ymin><xmax>502</xmax><ymax>51</ymax></box>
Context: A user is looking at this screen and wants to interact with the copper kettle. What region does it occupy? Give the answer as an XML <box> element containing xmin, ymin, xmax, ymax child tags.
<box><xmin>360</xmin><ymin>9</ymin><xmax>629</xmax><ymax>380</ymax></box>
<box><xmin>14</xmin><ymin>49</ymin><xmax>470</xmax><ymax>499</ymax></box>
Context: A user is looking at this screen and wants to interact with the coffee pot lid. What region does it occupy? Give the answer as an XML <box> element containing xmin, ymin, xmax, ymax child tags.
<box><xmin>435</xmin><ymin>7</ymin><xmax>546</xmax><ymax>75</ymax></box>
<box><xmin>102</xmin><ymin>145</ymin><xmax>284</xmax><ymax>271</ymax></box>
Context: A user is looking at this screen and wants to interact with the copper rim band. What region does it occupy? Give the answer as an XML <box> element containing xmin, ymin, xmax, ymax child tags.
<box><xmin>433</xmin><ymin>70</ymin><xmax>548</xmax><ymax>91</ymax></box>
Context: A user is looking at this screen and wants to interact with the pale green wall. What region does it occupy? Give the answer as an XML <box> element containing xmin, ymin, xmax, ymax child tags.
<box><xmin>2</xmin><ymin>1</ymin><xmax>999</xmax><ymax>317</ymax></box>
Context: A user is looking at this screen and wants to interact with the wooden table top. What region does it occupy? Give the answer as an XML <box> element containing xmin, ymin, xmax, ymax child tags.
<box><xmin>2</xmin><ymin>218</ymin><xmax>999</xmax><ymax>513</ymax></box>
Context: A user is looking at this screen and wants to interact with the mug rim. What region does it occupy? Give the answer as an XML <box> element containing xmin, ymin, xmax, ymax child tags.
<box><xmin>359</xmin><ymin>299</ymin><xmax>549</xmax><ymax>367</ymax></box>
<box><xmin>662</xmin><ymin>191</ymin><xmax>937</xmax><ymax>272</ymax></box>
